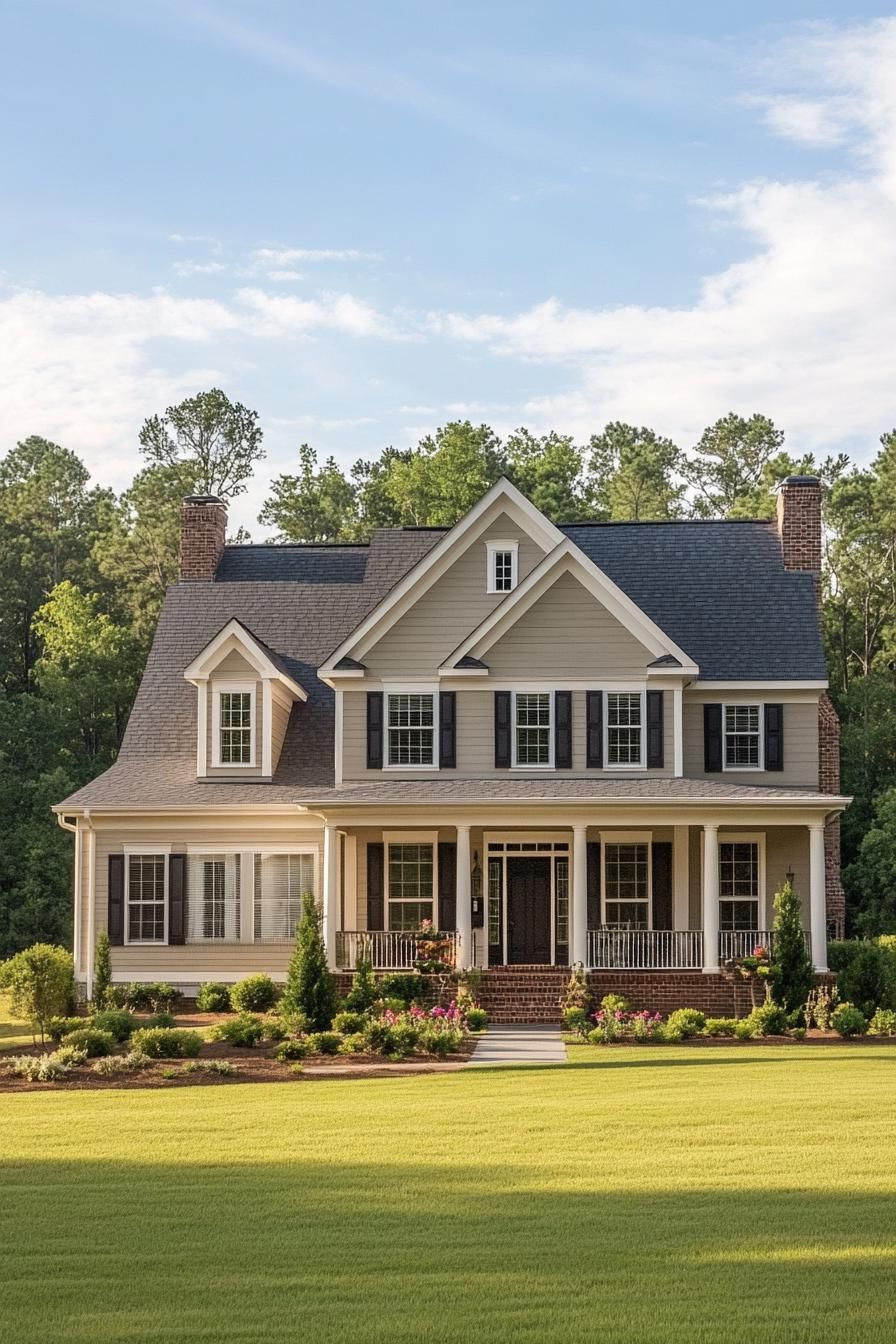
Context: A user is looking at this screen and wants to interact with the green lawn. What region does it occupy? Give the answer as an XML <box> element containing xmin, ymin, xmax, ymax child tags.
<box><xmin>0</xmin><ymin>991</ymin><xmax>35</xmax><ymax>1049</ymax></box>
<box><xmin>2</xmin><ymin>1048</ymin><xmax>896</xmax><ymax>1343</ymax></box>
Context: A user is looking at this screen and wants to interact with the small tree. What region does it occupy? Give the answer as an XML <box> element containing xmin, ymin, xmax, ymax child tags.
<box><xmin>772</xmin><ymin>879</ymin><xmax>815</xmax><ymax>1012</ymax></box>
<box><xmin>93</xmin><ymin>930</ymin><xmax>112</xmax><ymax>1009</ymax></box>
<box><xmin>344</xmin><ymin>952</ymin><xmax>378</xmax><ymax>1012</ymax></box>
<box><xmin>0</xmin><ymin>943</ymin><xmax>74</xmax><ymax>1042</ymax></box>
<box><xmin>280</xmin><ymin>893</ymin><xmax>337</xmax><ymax>1031</ymax></box>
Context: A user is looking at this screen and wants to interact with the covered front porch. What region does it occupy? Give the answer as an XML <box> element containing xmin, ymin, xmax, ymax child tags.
<box><xmin>313</xmin><ymin>799</ymin><xmax>838</xmax><ymax>975</ymax></box>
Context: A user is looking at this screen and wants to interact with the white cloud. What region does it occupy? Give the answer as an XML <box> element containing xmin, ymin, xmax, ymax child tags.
<box><xmin>234</xmin><ymin>287</ymin><xmax>389</xmax><ymax>337</ymax></box>
<box><xmin>252</xmin><ymin>247</ymin><xmax>369</xmax><ymax>265</ymax></box>
<box><xmin>432</xmin><ymin>20</ymin><xmax>896</xmax><ymax>455</ymax></box>
<box><xmin>173</xmin><ymin>259</ymin><xmax>229</xmax><ymax>276</ymax></box>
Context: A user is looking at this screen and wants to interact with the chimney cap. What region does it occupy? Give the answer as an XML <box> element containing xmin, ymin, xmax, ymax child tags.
<box><xmin>183</xmin><ymin>494</ymin><xmax>226</xmax><ymax>507</ymax></box>
<box><xmin>777</xmin><ymin>475</ymin><xmax>820</xmax><ymax>489</ymax></box>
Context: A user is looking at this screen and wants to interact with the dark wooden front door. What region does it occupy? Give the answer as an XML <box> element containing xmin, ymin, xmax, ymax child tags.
<box><xmin>506</xmin><ymin>857</ymin><xmax>551</xmax><ymax>964</ymax></box>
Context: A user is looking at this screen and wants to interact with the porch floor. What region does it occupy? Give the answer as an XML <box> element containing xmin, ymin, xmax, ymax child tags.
<box><xmin>468</xmin><ymin>1024</ymin><xmax>567</xmax><ymax>1066</ymax></box>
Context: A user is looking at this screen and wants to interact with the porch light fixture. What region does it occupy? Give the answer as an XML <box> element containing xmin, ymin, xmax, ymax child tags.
<box><xmin>786</xmin><ymin>866</ymin><xmax>795</xmax><ymax>888</ymax></box>
<box><xmin>471</xmin><ymin>850</ymin><xmax>483</xmax><ymax>903</ymax></box>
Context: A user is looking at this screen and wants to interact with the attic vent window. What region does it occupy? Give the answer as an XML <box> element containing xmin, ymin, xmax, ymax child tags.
<box><xmin>487</xmin><ymin>540</ymin><xmax>519</xmax><ymax>594</ymax></box>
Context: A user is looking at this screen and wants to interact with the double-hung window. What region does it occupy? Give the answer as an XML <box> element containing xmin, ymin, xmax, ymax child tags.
<box><xmin>387</xmin><ymin>841</ymin><xmax>435</xmax><ymax>931</ymax></box>
<box><xmin>487</xmin><ymin>540</ymin><xmax>518</xmax><ymax>593</ymax></box>
<box><xmin>513</xmin><ymin>692</ymin><xmax>552</xmax><ymax>766</ymax></box>
<box><xmin>606</xmin><ymin>692</ymin><xmax>644</xmax><ymax>767</ymax></box>
<box><xmin>126</xmin><ymin>854</ymin><xmax>167</xmax><ymax>943</ymax></box>
<box><xmin>724</xmin><ymin>705</ymin><xmax>762</xmax><ymax>770</ymax></box>
<box><xmin>386</xmin><ymin>693</ymin><xmax>436</xmax><ymax>766</ymax></box>
<box><xmin>187</xmin><ymin>853</ymin><xmax>241</xmax><ymax>943</ymax></box>
<box><xmin>214</xmin><ymin>684</ymin><xmax>255</xmax><ymax>766</ymax></box>
<box><xmin>603</xmin><ymin>841</ymin><xmax>650</xmax><ymax>929</ymax></box>
<box><xmin>719</xmin><ymin>840</ymin><xmax>760</xmax><ymax>931</ymax></box>
<box><xmin>255</xmin><ymin>852</ymin><xmax>316</xmax><ymax>942</ymax></box>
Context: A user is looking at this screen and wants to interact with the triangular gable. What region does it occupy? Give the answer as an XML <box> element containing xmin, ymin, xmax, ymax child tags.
<box><xmin>318</xmin><ymin>478</ymin><xmax>563</xmax><ymax>678</ymax></box>
<box><xmin>440</xmin><ymin>540</ymin><xmax>699</xmax><ymax>674</ymax></box>
<box><xmin>184</xmin><ymin>618</ymin><xmax>308</xmax><ymax>700</ymax></box>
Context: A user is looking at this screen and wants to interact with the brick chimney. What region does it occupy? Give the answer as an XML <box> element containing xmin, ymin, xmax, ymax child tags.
<box><xmin>180</xmin><ymin>495</ymin><xmax>227</xmax><ymax>581</ymax></box>
<box><xmin>776</xmin><ymin>475</ymin><xmax>822</xmax><ymax>574</ymax></box>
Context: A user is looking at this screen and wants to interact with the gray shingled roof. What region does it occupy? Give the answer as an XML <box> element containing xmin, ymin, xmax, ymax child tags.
<box><xmin>57</xmin><ymin>513</ymin><xmax>828</xmax><ymax>811</ymax></box>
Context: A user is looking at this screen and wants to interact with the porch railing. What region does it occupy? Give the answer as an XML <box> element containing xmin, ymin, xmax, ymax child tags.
<box><xmin>587</xmin><ymin>929</ymin><xmax>703</xmax><ymax>970</ymax></box>
<box><xmin>336</xmin><ymin>930</ymin><xmax>458</xmax><ymax>971</ymax></box>
<box><xmin>719</xmin><ymin>930</ymin><xmax>811</xmax><ymax>961</ymax></box>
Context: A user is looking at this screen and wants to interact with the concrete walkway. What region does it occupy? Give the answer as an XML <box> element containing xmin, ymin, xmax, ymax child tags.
<box><xmin>467</xmin><ymin>1023</ymin><xmax>567</xmax><ymax>1066</ymax></box>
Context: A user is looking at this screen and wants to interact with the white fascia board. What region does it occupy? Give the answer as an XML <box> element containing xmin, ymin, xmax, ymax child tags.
<box><xmin>444</xmin><ymin>541</ymin><xmax>699</xmax><ymax>674</ymax></box>
<box><xmin>695</xmin><ymin>680</ymin><xmax>828</xmax><ymax>691</ymax></box>
<box><xmin>184</xmin><ymin>618</ymin><xmax>307</xmax><ymax>700</ymax></box>
<box><xmin>317</xmin><ymin>478</ymin><xmax>564</xmax><ymax>676</ymax></box>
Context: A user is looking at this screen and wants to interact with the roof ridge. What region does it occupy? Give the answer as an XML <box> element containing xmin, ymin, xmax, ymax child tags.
<box><xmin>560</xmin><ymin>518</ymin><xmax>774</xmax><ymax>528</ymax></box>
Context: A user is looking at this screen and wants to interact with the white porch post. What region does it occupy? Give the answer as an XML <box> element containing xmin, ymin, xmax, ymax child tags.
<box><xmin>809</xmin><ymin>821</ymin><xmax>828</xmax><ymax>972</ymax></box>
<box><xmin>701</xmin><ymin>822</ymin><xmax>719</xmax><ymax>973</ymax></box>
<box><xmin>572</xmin><ymin>824</ymin><xmax>588</xmax><ymax>967</ymax></box>
<box><xmin>455</xmin><ymin>824</ymin><xmax>472</xmax><ymax>970</ymax></box>
<box><xmin>322</xmin><ymin>823</ymin><xmax>338</xmax><ymax>970</ymax></box>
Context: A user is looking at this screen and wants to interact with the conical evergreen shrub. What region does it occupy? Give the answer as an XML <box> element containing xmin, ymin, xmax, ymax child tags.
<box><xmin>281</xmin><ymin>892</ymin><xmax>337</xmax><ymax>1031</ymax></box>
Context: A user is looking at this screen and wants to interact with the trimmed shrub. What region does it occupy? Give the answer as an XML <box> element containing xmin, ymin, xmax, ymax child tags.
<box><xmin>182</xmin><ymin>1058</ymin><xmax>236</xmax><ymax>1076</ymax></box>
<box><xmin>210</xmin><ymin>1013</ymin><xmax>265</xmax><ymax>1047</ymax></box>
<box><xmin>273</xmin><ymin>1038</ymin><xmax>313</xmax><ymax>1061</ymax></box>
<box><xmin>280</xmin><ymin>893</ymin><xmax>337</xmax><ymax>1031</ymax></box>
<box><xmin>742</xmin><ymin>1003</ymin><xmax>789</xmax><ymax>1038</ymax></box>
<box><xmin>196</xmin><ymin>982</ymin><xmax>232</xmax><ymax>1013</ymax></box>
<box><xmin>600</xmin><ymin>993</ymin><xmax>631</xmax><ymax>1014</ymax></box>
<box><xmin>143</xmin><ymin>1012</ymin><xmax>176</xmax><ymax>1030</ymax></box>
<box><xmin>130</xmin><ymin>1027</ymin><xmax>203</xmax><ymax>1059</ymax></box>
<box><xmin>465</xmin><ymin>1006</ymin><xmax>488</xmax><ymax>1033</ymax></box>
<box><xmin>260</xmin><ymin>1016</ymin><xmax>286</xmax><ymax>1042</ymax></box>
<box><xmin>0</xmin><ymin>943</ymin><xmax>75</xmax><ymax>1042</ymax></box>
<box><xmin>47</xmin><ymin>1015</ymin><xmax>87</xmax><ymax>1042</ymax></box>
<box><xmin>338</xmin><ymin>1033</ymin><xmax>368</xmax><ymax>1055</ymax></box>
<box><xmin>586</xmin><ymin>1027</ymin><xmax>607</xmax><ymax>1046</ymax></box>
<box><xmin>666</xmin><ymin>1008</ymin><xmax>706</xmax><ymax>1039</ymax></box>
<box><xmin>91</xmin><ymin>1009</ymin><xmax>136</xmax><ymax>1043</ymax></box>
<box><xmin>831</xmin><ymin>1002</ymin><xmax>866</xmax><ymax>1037</ymax></box>
<box><xmin>562</xmin><ymin>1006</ymin><xmax>589</xmax><ymax>1035</ymax></box>
<box><xmin>343</xmin><ymin>957</ymin><xmax>378</xmax><ymax>1013</ymax></box>
<box><xmin>63</xmin><ymin>1028</ymin><xmax>116</xmax><ymax>1058</ymax></box>
<box><xmin>734</xmin><ymin>1019</ymin><xmax>755</xmax><ymax>1041</ymax></box>
<box><xmin>868</xmin><ymin>1007</ymin><xmax>896</xmax><ymax>1036</ymax></box>
<box><xmin>418</xmin><ymin>1023</ymin><xmax>463</xmax><ymax>1056</ymax></box>
<box><xmin>703</xmin><ymin>1018</ymin><xmax>738</xmax><ymax>1037</ymax></box>
<box><xmin>828</xmin><ymin>940</ymin><xmax>896</xmax><ymax>1017</ymax></box>
<box><xmin>230</xmin><ymin>974</ymin><xmax>279</xmax><ymax>1014</ymax></box>
<box><xmin>93</xmin><ymin>931</ymin><xmax>112</xmax><ymax>1009</ymax></box>
<box><xmin>92</xmin><ymin>1051</ymin><xmax>151</xmax><ymax>1076</ymax></box>
<box><xmin>122</xmin><ymin>984</ymin><xmax>153</xmax><ymax>1011</ymax></box>
<box><xmin>333</xmin><ymin>1010</ymin><xmax>368</xmax><ymax>1036</ymax></box>
<box><xmin>379</xmin><ymin>973</ymin><xmax>423</xmax><ymax>1006</ymax></box>
<box><xmin>307</xmin><ymin>1030</ymin><xmax>343</xmax><ymax>1055</ymax></box>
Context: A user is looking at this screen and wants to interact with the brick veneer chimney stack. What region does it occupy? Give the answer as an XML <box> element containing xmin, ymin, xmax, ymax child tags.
<box><xmin>776</xmin><ymin>475</ymin><xmax>845</xmax><ymax>937</ymax></box>
<box><xmin>180</xmin><ymin>495</ymin><xmax>227</xmax><ymax>581</ymax></box>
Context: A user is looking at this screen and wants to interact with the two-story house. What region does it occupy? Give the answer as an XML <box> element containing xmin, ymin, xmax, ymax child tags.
<box><xmin>54</xmin><ymin>476</ymin><xmax>848</xmax><ymax>1017</ymax></box>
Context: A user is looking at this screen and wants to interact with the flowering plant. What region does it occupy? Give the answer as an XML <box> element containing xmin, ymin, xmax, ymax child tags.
<box><xmin>589</xmin><ymin>1007</ymin><xmax>663</xmax><ymax>1044</ymax></box>
<box><xmin>414</xmin><ymin>920</ymin><xmax>455</xmax><ymax>974</ymax></box>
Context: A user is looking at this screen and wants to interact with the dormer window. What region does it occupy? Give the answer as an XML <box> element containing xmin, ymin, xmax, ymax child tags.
<box><xmin>213</xmin><ymin>684</ymin><xmax>255</xmax><ymax>767</ymax></box>
<box><xmin>487</xmin><ymin>540</ymin><xmax>518</xmax><ymax>594</ymax></box>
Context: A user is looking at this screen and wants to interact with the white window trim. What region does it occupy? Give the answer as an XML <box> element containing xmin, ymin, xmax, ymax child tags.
<box><xmin>511</xmin><ymin>690</ymin><xmax>554</xmax><ymax>770</ymax></box>
<box><xmin>718</xmin><ymin>831</ymin><xmax>766</xmax><ymax>927</ymax></box>
<box><xmin>600</xmin><ymin>832</ymin><xmax>653</xmax><ymax>929</ymax></box>
<box><xmin>486</xmin><ymin>539</ymin><xmax>519</xmax><ymax>594</ymax></box>
<box><xmin>382</xmin><ymin>686</ymin><xmax>440</xmax><ymax>771</ymax></box>
<box><xmin>384</xmin><ymin>831</ymin><xmax>439</xmax><ymax>931</ymax></box>
<box><xmin>211</xmin><ymin>681</ymin><xmax>257</xmax><ymax>769</ymax></box>
<box><xmin>722</xmin><ymin>703</ymin><xmax>764</xmax><ymax>772</ymax></box>
<box><xmin>604</xmin><ymin>689</ymin><xmax>647</xmax><ymax>770</ymax></box>
<box><xmin>124</xmin><ymin>848</ymin><xmax>170</xmax><ymax>946</ymax></box>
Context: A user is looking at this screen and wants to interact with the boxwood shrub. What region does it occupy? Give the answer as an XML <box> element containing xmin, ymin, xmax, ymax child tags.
<box><xmin>210</xmin><ymin>1013</ymin><xmax>265</xmax><ymax>1047</ymax></box>
<box><xmin>63</xmin><ymin>1028</ymin><xmax>116</xmax><ymax>1058</ymax></box>
<box><xmin>130</xmin><ymin>1027</ymin><xmax>203</xmax><ymax>1059</ymax></box>
<box><xmin>90</xmin><ymin>1009</ymin><xmax>136</xmax><ymax>1042</ymax></box>
<box><xmin>196</xmin><ymin>982</ymin><xmax>232</xmax><ymax>1013</ymax></box>
<box><xmin>230</xmin><ymin>974</ymin><xmax>279</xmax><ymax>1013</ymax></box>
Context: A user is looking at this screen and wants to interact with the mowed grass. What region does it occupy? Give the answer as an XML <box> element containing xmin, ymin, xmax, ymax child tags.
<box><xmin>3</xmin><ymin>1049</ymin><xmax>896</xmax><ymax>1343</ymax></box>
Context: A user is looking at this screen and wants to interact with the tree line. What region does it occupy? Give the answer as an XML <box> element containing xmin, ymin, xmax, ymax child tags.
<box><xmin>1</xmin><ymin>388</ymin><xmax>895</xmax><ymax>955</ymax></box>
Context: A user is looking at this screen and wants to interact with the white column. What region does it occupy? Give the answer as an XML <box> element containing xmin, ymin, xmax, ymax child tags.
<box><xmin>701</xmin><ymin>822</ymin><xmax>719</xmax><ymax>973</ymax></box>
<box><xmin>572</xmin><ymin>824</ymin><xmax>588</xmax><ymax>967</ymax></box>
<box><xmin>455</xmin><ymin>824</ymin><xmax>472</xmax><ymax>970</ymax></box>
<box><xmin>809</xmin><ymin>821</ymin><xmax>828</xmax><ymax>972</ymax></box>
<box><xmin>85</xmin><ymin>823</ymin><xmax>96</xmax><ymax>998</ymax></box>
<box><xmin>239</xmin><ymin>852</ymin><xmax>255</xmax><ymax>944</ymax></box>
<box><xmin>672</xmin><ymin>685</ymin><xmax>683</xmax><ymax>777</ymax></box>
<box><xmin>322</xmin><ymin>824</ymin><xmax>338</xmax><ymax>970</ymax></box>
<box><xmin>673</xmin><ymin>825</ymin><xmax>690</xmax><ymax>930</ymax></box>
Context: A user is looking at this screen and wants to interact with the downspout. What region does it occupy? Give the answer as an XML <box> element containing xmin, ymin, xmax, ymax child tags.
<box><xmin>83</xmin><ymin>810</ymin><xmax>95</xmax><ymax>998</ymax></box>
<box><xmin>56</xmin><ymin>814</ymin><xmax>82</xmax><ymax>979</ymax></box>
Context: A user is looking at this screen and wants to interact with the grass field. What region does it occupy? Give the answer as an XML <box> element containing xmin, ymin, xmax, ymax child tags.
<box><xmin>2</xmin><ymin>1047</ymin><xmax>896</xmax><ymax>1343</ymax></box>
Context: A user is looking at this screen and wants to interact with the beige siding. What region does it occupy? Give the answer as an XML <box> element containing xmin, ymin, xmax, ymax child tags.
<box><xmin>687</xmin><ymin>825</ymin><xmax>810</xmax><ymax>928</ymax></box>
<box><xmin>342</xmin><ymin>688</ymin><xmax>673</xmax><ymax>780</ymax></box>
<box><xmin>214</xmin><ymin>649</ymin><xmax>257</xmax><ymax>677</ymax></box>
<box><xmin>682</xmin><ymin>696</ymin><xmax>819</xmax><ymax>788</ymax></box>
<box><xmin>485</xmin><ymin>571</ymin><xmax>653</xmax><ymax>678</ymax></box>
<box><xmin>363</xmin><ymin>514</ymin><xmax>545</xmax><ymax>677</ymax></box>
<box><xmin>270</xmin><ymin>688</ymin><xmax>292</xmax><ymax>773</ymax></box>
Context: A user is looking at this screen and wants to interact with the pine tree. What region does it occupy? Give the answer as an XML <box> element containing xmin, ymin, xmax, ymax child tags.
<box><xmin>93</xmin><ymin>930</ymin><xmax>112</xmax><ymax>1008</ymax></box>
<box><xmin>281</xmin><ymin>892</ymin><xmax>337</xmax><ymax>1031</ymax></box>
<box><xmin>772</xmin><ymin>879</ymin><xmax>815</xmax><ymax>1012</ymax></box>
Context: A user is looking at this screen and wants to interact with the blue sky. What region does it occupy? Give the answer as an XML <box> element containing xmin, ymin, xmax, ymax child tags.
<box><xmin>2</xmin><ymin>1</ymin><xmax>896</xmax><ymax>530</ymax></box>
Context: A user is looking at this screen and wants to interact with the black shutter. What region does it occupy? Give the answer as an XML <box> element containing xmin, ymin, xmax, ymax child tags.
<box><xmin>555</xmin><ymin>691</ymin><xmax>572</xmax><ymax>769</ymax></box>
<box><xmin>438</xmin><ymin>843</ymin><xmax>457</xmax><ymax>931</ymax></box>
<box><xmin>366</xmin><ymin>692</ymin><xmax>384</xmax><ymax>770</ymax></box>
<box><xmin>168</xmin><ymin>854</ymin><xmax>186</xmax><ymax>945</ymax></box>
<box><xmin>494</xmin><ymin>691</ymin><xmax>512</xmax><ymax>768</ymax></box>
<box><xmin>366</xmin><ymin>843</ymin><xmax>384</xmax><ymax>931</ymax></box>
<box><xmin>439</xmin><ymin>692</ymin><xmax>456</xmax><ymax>769</ymax></box>
<box><xmin>764</xmin><ymin>703</ymin><xmax>784</xmax><ymax>771</ymax></box>
<box><xmin>587</xmin><ymin>841</ymin><xmax>602</xmax><ymax>930</ymax></box>
<box><xmin>108</xmin><ymin>854</ymin><xmax>125</xmax><ymax>946</ymax></box>
<box><xmin>703</xmin><ymin>703</ymin><xmax>723</xmax><ymax>773</ymax></box>
<box><xmin>586</xmin><ymin>691</ymin><xmax>603</xmax><ymax>768</ymax></box>
<box><xmin>652</xmin><ymin>842</ymin><xmax>673</xmax><ymax>930</ymax></box>
<box><xmin>646</xmin><ymin>690</ymin><xmax>664</xmax><ymax>769</ymax></box>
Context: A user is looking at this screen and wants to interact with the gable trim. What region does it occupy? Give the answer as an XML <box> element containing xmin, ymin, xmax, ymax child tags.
<box><xmin>317</xmin><ymin>478</ymin><xmax>564</xmax><ymax>677</ymax></box>
<box><xmin>443</xmin><ymin>540</ymin><xmax>699</xmax><ymax>674</ymax></box>
<box><xmin>184</xmin><ymin>618</ymin><xmax>308</xmax><ymax>701</ymax></box>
